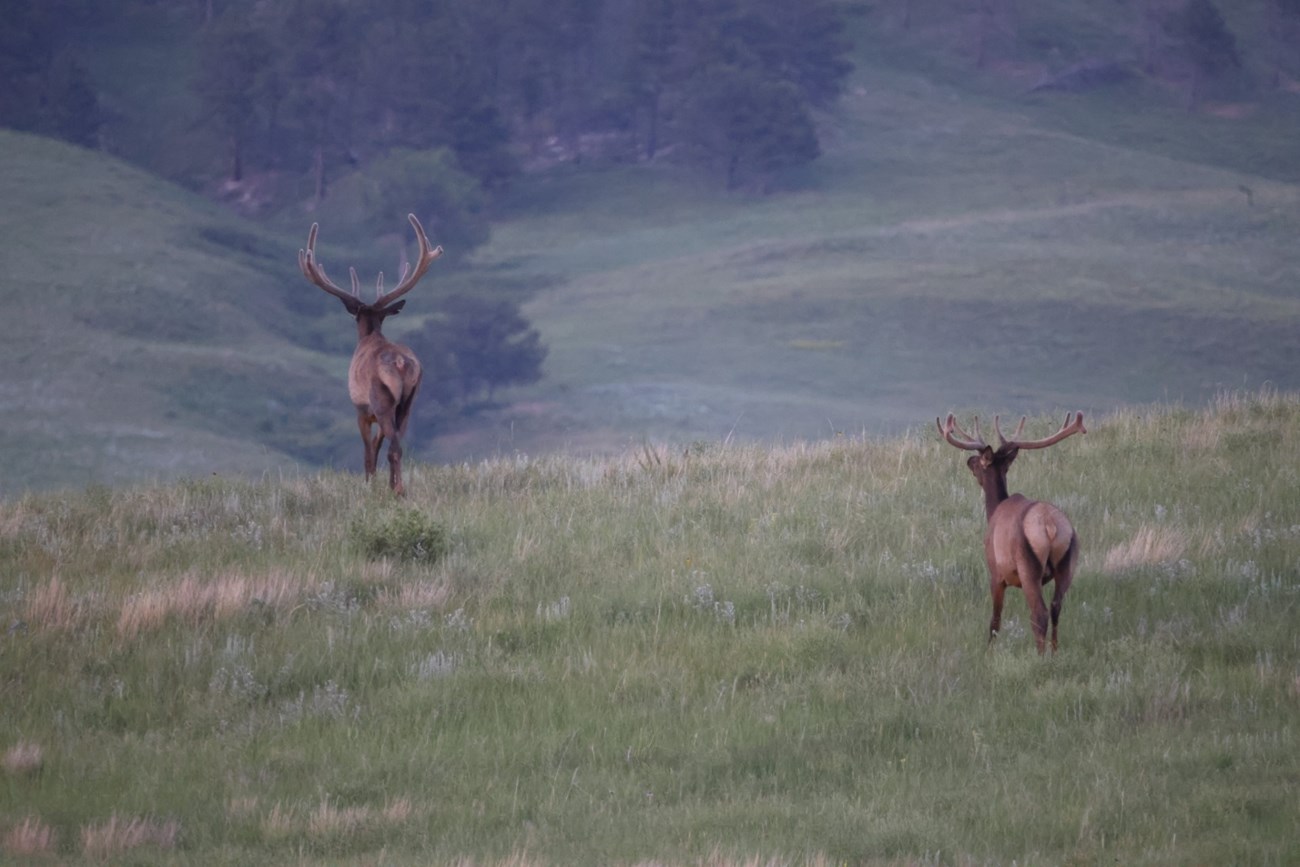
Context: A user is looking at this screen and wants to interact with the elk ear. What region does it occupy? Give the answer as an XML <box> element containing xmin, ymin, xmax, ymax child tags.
<box><xmin>340</xmin><ymin>296</ymin><xmax>364</xmax><ymax>316</ymax></box>
<box><xmin>384</xmin><ymin>299</ymin><xmax>408</xmax><ymax>316</ymax></box>
<box><xmin>977</xmin><ymin>446</ymin><xmax>996</xmax><ymax>469</ymax></box>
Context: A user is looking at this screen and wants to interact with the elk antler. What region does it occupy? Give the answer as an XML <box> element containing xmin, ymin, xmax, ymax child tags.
<box><xmin>300</xmin><ymin>215</ymin><xmax>444</xmax><ymax>309</ymax></box>
<box><xmin>937</xmin><ymin>414</ymin><xmax>989</xmax><ymax>451</ymax></box>
<box><xmin>299</xmin><ymin>223</ymin><xmax>357</xmax><ymax>304</ymax></box>
<box><xmin>995</xmin><ymin>412</ymin><xmax>1086</xmax><ymax>450</ymax></box>
<box><xmin>374</xmin><ymin>214</ymin><xmax>443</xmax><ymax>308</ymax></box>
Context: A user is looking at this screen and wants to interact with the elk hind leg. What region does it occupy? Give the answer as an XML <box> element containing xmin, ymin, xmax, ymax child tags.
<box><xmin>385</xmin><ymin>429</ymin><xmax>405</xmax><ymax>494</ymax></box>
<box><xmin>988</xmin><ymin>579</ymin><xmax>1006</xmax><ymax>646</ymax></box>
<box><xmin>1049</xmin><ymin>537</ymin><xmax>1079</xmax><ymax>652</ymax></box>
<box><xmin>1021</xmin><ymin>579</ymin><xmax>1050</xmax><ymax>654</ymax></box>
<box><xmin>357</xmin><ymin>410</ymin><xmax>381</xmax><ymax>480</ymax></box>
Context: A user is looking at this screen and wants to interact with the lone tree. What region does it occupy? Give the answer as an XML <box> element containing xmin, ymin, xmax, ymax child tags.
<box><xmin>407</xmin><ymin>296</ymin><xmax>547</xmax><ymax>407</ymax></box>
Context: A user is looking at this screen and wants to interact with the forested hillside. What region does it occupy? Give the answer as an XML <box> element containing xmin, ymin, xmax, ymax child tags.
<box><xmin>4</xmin><ymin>0</ymin><xmax>1300</xmax><ymax>490</ymax></box>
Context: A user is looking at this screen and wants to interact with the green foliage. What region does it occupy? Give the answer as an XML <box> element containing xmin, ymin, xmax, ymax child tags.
<box><xmin>195</xmin><ymin>8</ymin><xmax>276</xmax><ymax>181</ymax></box>
<box><xmin>0</xmin><ymin>0</ymin><xmax>102</xmax><ymax>148</ymax></box>
<box><xmin>361</xmin><ymin>148</ymin><xmax>491</xmax><ymax>262</ymax></box>
<box><xmin>349</xmin><ymin>504</ymin><xmax>449</xmax><ymax>563</ymax></box>
<box><xmin>677</xmin><ymin>65</ymin><xmax>821</xmax><ymax>189</ymax></box>
<box><xmin>408</xmin><ymin>295</ymin><xmax>548</xmax><ymax>415</ymax></box>
<box><xmin>1</xmin><ymin>395</ymin><xmax>1299</xmax><ymax>863</ymax></box>
<box><xmin>1174</xmin><ymin>0</ymin><xmax>1241</xmax><ymax>75</ymax></box>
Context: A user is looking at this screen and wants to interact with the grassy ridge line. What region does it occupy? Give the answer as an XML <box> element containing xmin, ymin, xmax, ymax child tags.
<box><xmin>1</xmin><ymin>391</ymin><xmax>1297</xmax><ymax>864</ymax></box>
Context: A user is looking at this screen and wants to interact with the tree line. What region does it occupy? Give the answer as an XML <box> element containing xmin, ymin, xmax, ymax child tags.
<box><xmin>195</xmin><ymin>0</ymin><xmax>853</xmax><ymax>200</ymax></box>
<box><xmin>8</xmin><ymin>0</ymin><xmax>1294</xmax><ymax>204</ymax></box>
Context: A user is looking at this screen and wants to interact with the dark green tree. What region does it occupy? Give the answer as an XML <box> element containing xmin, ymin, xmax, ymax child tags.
<box><xmin>0</xmin><ymin>0</ymin><xmax>102</xmax><ymax>149</ymax></box>
<box><xmin>361</xmin><ymin>148</ymin><xmax>491</xmax><ymax>262</ymax></box>
<box><xmin>39</xmin><ymin>52</ymin><xmax>102</xmax><ymax>148</ymax></box>
<box><xmin>195</xmin><ymin>10</ymin><xmax>275</xmax><ymax>180</ymax></box>
<box><xmin>269</xmin><ymin>0</ymin><xmax>366</xmax><ymax>201</ymax></box>
<box><xmin>407</xmin><ymin>296</ymin><xmax>547</xmax><ymax>407</ymax></box>
<box><xmin>677</xmin><ymin>65</ymin><xmax>820</xmax><ymax>189</ymax></box>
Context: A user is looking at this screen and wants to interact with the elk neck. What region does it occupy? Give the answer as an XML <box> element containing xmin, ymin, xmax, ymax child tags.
<box><xmin>354</xmin><ymin>309</ymin><xmax>388</xmax><ymax>341</ymax></box>
<box><xmin>979</xmin><ymin>467</ymin><xmax>1011</xmax><ymax>521</ymax></box>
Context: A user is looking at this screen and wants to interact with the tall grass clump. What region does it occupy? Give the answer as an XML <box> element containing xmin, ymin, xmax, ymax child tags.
<box><xmin>1</xmin><ymin>391</ymin><xmax>1298</xmax><ymax>865</ymax></box>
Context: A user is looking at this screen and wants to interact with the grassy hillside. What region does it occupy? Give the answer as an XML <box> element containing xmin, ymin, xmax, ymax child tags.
<box><xmin>0</xmin><ymin>130</ymin><xmax>367</xmax><ymax>495</ymax></box>
<box><xmin>444</xmin><ymin>54</ymin><xmax>1300</xmax><ymax>461</ymax></box>
<box><xmin>1</xmin><ymin>392</ymin><xmax>1297</xmax><ymax>864</ymax></box>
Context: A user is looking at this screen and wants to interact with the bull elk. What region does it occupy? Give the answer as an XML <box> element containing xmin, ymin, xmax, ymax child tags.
<box><xmin>938</xmin><ymin>411</ymin><xmax>1086</xmax><ymax>653</ymax></box>
<box><xmin>299</xmin><ymin>214</ymin><xmax>442</xmax><ymax>495</ymax></box>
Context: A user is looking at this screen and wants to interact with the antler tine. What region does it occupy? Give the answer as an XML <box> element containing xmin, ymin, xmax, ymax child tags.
<box><xmin>937</xmin><ymin>413</ymin><xmax>988</xmax><ymax>451</ymax></box>
<box><xmin>993</xmin><ymin>415</ymin><xmax>1028</xmax><ymax>446</ymax></box>
<box><xmin>1001</xmin><ymin>411</ymin><xmax>1087</xmax><ymax>451</ymax></box>
<box><xmin>375</xmin><ymin>271</ymin><xmax>385</xmax><ymax>300</ymax></box>
<box><xmin>349</xmin><ymin>267</ymin><xmax>361</xmax><ymax>297</ymax></box>
<box><xmin>375</xmin><ymin>213</ymin><xmax>443</xmax><ymax>308</ymax></box>
<box><xmin>299</xmin><ymin>223</ymin><xmax>356</xmax><ymax>303</ymax></box>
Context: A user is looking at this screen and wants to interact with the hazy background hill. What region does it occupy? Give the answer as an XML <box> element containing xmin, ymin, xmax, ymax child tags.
<box><xmin>3</xmin><ymin>0</ymin><xmax>1300</xmax><ymax>493</ymax></box>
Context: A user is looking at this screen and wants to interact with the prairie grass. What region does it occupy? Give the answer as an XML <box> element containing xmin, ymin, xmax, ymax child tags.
<box><xmin>2</xmin><ymin>392</ymin><xmax>1299</xmax><ymax>864</ymax></box>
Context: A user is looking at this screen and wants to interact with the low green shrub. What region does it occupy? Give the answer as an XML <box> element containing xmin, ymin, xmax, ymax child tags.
<box><xmin>349</xmin><ymin>506</ymin><xmax>449</xmax><ymax>563</ymax></box>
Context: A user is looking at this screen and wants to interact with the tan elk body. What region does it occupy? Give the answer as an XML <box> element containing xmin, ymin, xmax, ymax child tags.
<box><xmin>299</xmin><ymin>214</ymin><xmax>443</xmax><ymax>495</ymax></box>
<box><xmin>938</xmin><ymin>412</ymin><xmax>1086</xmax><ymax>653</ymax></box>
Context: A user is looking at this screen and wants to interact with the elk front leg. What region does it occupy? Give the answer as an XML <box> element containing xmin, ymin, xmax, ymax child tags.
<box><xmin>356</xmin><ymin>409</ymin><xmax>381</xmax><ymax>480</ymax></box>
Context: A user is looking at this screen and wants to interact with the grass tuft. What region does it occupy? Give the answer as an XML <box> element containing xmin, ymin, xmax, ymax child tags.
<box><xmin>1</xmin><ymin>742</ymin><xmax>43</xmax><ymax>778</ymax></box>
<box><xmin>3</xmin><ymin>816</ymin><xmax>56</xmax><ymax>858</ymax></box>
<box><xmin>80</xmin><ymin>815</ymin><xmax>180</xmax><ymax>859</ymax></box>
<box><xmin>1102</xmin><ymin>523</ymin><xmax>1190</xmax><ymax>574</ymax></box>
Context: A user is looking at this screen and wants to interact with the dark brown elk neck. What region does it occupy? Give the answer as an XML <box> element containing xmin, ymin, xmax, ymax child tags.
<box><xmin>981</xmin><ymin>470</ymin><xmax>1011</xmax><ymax>521</ymax></box>
<box><xmin>355</xmin><ymin>310</ymin><xmax>387</xmax><ymax>340</ymax></box>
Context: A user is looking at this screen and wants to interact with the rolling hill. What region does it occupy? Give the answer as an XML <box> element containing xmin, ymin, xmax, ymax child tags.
<box><xmin>0</xmin><ymin>130</ymin><xmax>341</xmax><ymax>494</ymax></box>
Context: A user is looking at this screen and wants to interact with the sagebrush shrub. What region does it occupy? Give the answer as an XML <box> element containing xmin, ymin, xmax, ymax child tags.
<box><xmin>349</xmin><ymin>507</ymin><xmax>449</xmax><ymax>563</ymax></box>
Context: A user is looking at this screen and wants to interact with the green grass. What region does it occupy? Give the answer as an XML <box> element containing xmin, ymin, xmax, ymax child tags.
<box><xmin>1</xmin><ymin>391</ymin><xmax>1298</xmax><ymax>864</ymax></box>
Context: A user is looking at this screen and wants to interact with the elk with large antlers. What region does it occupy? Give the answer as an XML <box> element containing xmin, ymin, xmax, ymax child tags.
<box><xmin>938</xmin><ymin>411</ymin><xmax>1086</xmax><ymax>653</ymax></box>
<box><xmin>300</xmin><ymin>214</ymin><xmax>442</xmax><ymax>495</ymax></box>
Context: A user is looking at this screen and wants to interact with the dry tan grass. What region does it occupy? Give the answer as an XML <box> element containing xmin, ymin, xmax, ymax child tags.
<box><xmin>24</xmin><ymin>575</ymin><xmax>80</xmax><ymax>631</ymax></box>
<box><xmin>377</xmin><ymin>577</ymin><xmax>453</xmax><ymax>610</ymax></box>
<box><xmin>2</xmin><ymin>741</ymin><xmax>44</xmax><ymax>777</ymax></box>
<box><xmin>116</xmin><ymin>568</ymin><xmax>313</xmax><ymax>638</ymax></box>
<box><xmin>3</xmin><ymin>816</ymin><xmax>57</xmax><ymax>858</ymax></box>
<box><xmin>1103</xmin><ymin>524</ymin><xmax>1189</xmax><ymax>574</ymax></box>
<box><xmin>260</xmin><ymin>796</ymin><xmax>416</xmax><ymax>841</ymax></box>
<box><xmin>446</xmin><ymin>853</ymin><xmax>863</xmax><ymax>867</ymax></box>
<box><xmin>80</xmin><ymin>814</ymin><xmax>179</xmax><ymax>859</ymax></box>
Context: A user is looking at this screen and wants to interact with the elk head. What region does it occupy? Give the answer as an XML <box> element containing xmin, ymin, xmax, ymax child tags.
<box><xmin>300</xmin><ymin>214</ymin><xmax>443</xmax><ymax>495</ymax></box>
<box><xmin>938</xmin><ymin>411</ymin><xmax>1086</xmax><ymax>653</ymax></box>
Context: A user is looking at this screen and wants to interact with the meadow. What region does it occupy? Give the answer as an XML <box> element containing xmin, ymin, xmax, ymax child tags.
<box><xmin>2</xmin><ymin>390</ymin><xmax>1297</xmax><ymax>865</ymax></box>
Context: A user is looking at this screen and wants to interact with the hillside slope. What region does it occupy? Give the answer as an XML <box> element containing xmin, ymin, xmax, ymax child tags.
<box><xmin>438</xmin><ymin>60</ymin><xmax>1300</xmax><ymax>461</ymax></box>
<box><xmin>0</xmin><ymin>131</ymin><xmax>351</xmax><ymax>494</ymax></box>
